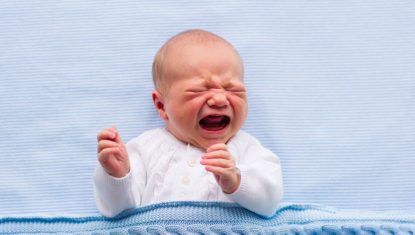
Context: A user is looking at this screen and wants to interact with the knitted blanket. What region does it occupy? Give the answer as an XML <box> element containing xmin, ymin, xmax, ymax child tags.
<box><xmin>1</xmin><ymin>202</ymin><xmax>414</xmax><ymax>234</ymax></box>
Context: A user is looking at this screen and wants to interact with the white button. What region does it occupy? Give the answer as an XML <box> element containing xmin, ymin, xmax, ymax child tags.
<box><xmin>187</xmin><ymin>159</ymin><xmax>196</xmax><ymax>167</ymax></box>
<box><xmin>181</xmin><ymin>176</ymin><xmax>191</xmax><ymax>185</ymax></box>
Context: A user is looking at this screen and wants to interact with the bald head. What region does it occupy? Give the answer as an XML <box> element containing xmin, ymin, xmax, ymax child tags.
<box><xmin>152</xmin><ymin>29</ymin><xmax>243</xmax><ymax>95</ymax></box>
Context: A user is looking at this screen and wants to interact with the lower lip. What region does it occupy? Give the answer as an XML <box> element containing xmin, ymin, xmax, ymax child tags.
<box><xmin>199</xmin><ymin>125</ymin><xmax>228</xmax><ymax>137</ymax></box>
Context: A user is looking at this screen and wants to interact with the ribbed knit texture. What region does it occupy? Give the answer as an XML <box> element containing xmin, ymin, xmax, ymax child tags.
<box><xmin>0</xmin><ymin>0</ymin><xmax>414</xmax><ymax>216</ymax></box>
<box><xmin>1</xmin><ymin>202</ymin><xmax>414</xmax><ymax>234</ymax></box>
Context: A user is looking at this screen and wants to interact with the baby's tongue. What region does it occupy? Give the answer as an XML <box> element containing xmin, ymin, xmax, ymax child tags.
<box><xmin>200</xmin><ymin>116</ymin><xmax>227</xmax><ymax>130</ymax></box>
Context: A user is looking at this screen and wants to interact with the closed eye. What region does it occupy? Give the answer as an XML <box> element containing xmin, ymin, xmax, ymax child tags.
<box><xmin>224</xmin><ymin>80</ymin><xmax>246</xmax><ymax>92</ymax></box>
<box><xmin>225</xmin><ymin>85</ymin><xmax>246</xmax><ymax>93</ymax></box>
<box><xmin>226</xmin><ymin>86</ymin><xmax>246</xmax><ymax>98</ymax></box>
<box><xmin>185</xmin><ymin>89</ymin><xmax>207</xmax><ymax>93</ymax></box>
<box><xmin>227</xmin><ymin>88</ymin><xmax>246</xmax><ymax>93</ymax></box>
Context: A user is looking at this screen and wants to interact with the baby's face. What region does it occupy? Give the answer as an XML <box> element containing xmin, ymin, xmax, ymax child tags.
<box><xmin>157</xmin><ymin>41</ymin><xmax>247</xmax><ymax>149</ymax></box>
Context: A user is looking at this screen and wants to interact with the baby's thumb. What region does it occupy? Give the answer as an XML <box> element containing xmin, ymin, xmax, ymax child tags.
<box><xmin>114</xmin><ymin>131</ymin><xmax>124</xmax><ymax>144</ymax></box>
<box><xmin>111</xmin><ymin>126</ymin><xmax>124</xmax><ymax>144</ymax></box>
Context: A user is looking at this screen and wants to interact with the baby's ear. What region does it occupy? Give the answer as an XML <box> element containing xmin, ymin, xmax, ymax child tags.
<box><xmin>152</xmin><ymin>90</ymin><xmax>168</xmax><ymax>120</ymax></box>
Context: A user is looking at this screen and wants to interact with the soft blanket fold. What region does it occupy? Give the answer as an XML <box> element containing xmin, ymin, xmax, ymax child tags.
<box><xmin>1</xmin><ymin>201</ymin><xmax>414</xmax><ymax>234</ymax></box>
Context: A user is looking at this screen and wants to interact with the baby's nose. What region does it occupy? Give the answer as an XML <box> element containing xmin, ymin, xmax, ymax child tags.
<box><xmin>207</xmin><ymin>92</ymin><xmax>229</xmax><ymax>108</ymax></box>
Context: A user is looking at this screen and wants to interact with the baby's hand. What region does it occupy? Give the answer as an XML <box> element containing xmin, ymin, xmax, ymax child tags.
<box><xmin>97</xmin><ymin>127</ymin><xmax>130</xmax><ymax>178</ymax></box>
<box><xmin>200</xmin><ymin>143</ymin><xmax>241</xmax><ymax>194</ymax></box>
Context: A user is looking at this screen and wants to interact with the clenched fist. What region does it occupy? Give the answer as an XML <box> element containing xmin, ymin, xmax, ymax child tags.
<box><xmin>97</xmin><ymin>127</ymin><xmax>130</xmax><ymax>178</ymax></box>
<box><xmin>200</xmin><ymin>143</ymin><xmax>241</xmax><ymax>194</ymax></box>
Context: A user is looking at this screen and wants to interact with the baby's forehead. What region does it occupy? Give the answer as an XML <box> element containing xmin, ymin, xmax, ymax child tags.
<box><xmin>172</xmin><ymin>72</ymin><xmax>245</xmax><ymax>87</ymax></box>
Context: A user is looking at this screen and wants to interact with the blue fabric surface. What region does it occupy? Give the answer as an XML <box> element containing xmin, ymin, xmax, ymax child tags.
<box><xmin>0</xmin><ymin>0</ymin><xmax>414</xmax><ymax>217</ymax></box>
<box><xmin>1</xmin><ymin>202</ymin><xmax>414</xmax><ymax>234</ymax></box>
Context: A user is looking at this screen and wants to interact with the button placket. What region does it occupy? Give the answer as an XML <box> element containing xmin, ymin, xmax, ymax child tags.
<box><xmin>178</xmin><ymin>144</ymin><xmax>205</xmax><ymax>200</ymax></box>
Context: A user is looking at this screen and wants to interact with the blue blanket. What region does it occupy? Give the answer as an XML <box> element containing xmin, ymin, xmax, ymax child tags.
<box><xmin>1</xmin><ymin>202</ymin><xmax>414</xmax><ymax>234</ymax></box>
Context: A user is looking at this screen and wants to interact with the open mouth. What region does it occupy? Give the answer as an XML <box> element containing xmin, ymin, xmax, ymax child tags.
<box><xmin>199</xmin><ymin>115</ymin><xmax>230</xmax><ymax>131</ymax></box>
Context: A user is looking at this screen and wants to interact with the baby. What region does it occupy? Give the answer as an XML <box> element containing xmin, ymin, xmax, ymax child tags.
<box><xmin>94</xmin><ymin>29</ymin><xmax>283</xmax><ymax>217</ymax></box>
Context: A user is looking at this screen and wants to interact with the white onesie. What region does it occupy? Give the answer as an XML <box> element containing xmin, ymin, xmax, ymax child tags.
<box><xmin>94</xmin><ymin>128</ymin><xmax>283</xmax><ymax>217</ymax></box>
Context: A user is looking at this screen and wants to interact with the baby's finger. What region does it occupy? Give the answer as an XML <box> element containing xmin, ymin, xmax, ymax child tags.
<box><xmin>97</xmin><ymin>139</ymin><xmax>119</xmax><ymax>154</ymax></box>
<box><xmin>203</xmin><ymin>150</ymin><xmax>231</xmax><ymax>160</ymax></box>
<box><xmin>106</xmin><ymin>126</ymin><xmax>123</xmax><ymax>144</ymax></box>
<box><xmin>113</xmin><ymin>130</ymin><xmax>123</xmax><ymax>144</ymax></box>
<box><xmin>98</xmin><ymin>146</ymin><xmax>121</xmax><ymax>160</ymax></box>
<box><xmin>200</xmin><ymin>158</ymin><xmax>233</xmax><ymax>169</ymax></box>
<box><xmin>97</xmin><ymin>128</ymin><xmax>117</xmax><ymax>142</ymax></box>
<box><xmin>204</xmin><ymin>165</ymin><xmax>229</xmax><ymax>178</ymax></box>
<box><xmin>206</xmin><ymin>143</ymin><xmax>227</xmax><ymax>153</ymax></box>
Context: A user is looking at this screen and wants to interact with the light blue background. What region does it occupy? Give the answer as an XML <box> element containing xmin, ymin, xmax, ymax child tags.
<box><xmin>0</xmin><ymin>0</ymin><xmax>414</xmax><ymax>215</ymax></box>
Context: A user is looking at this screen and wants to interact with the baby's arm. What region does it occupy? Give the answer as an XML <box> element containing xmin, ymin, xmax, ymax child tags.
<box><xmin>203</xmin><ymin>136</ymin><xmax>283</xmax><ymax>217</ymax></box>
<box><xmin>94</xmin><ymin>127</ymin><xmax>141</xmax><ymax>217</ymax></box>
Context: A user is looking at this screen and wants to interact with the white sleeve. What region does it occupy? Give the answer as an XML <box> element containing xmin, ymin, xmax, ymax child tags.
<box><xmin>225</xmin><ymin>135</ymin><xmax>283</xmax><ymax>217</ymax></box>
<box><xmin>93</xmin><ymin>138</ymin><xmax>146</xmax><ymax>217</ymax></box>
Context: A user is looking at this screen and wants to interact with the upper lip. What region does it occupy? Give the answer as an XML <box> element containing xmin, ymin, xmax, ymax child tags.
<box><xmin>199</xmin><ymin>112</ymin><xmax>231</xmax><ymax>121</ymax></box>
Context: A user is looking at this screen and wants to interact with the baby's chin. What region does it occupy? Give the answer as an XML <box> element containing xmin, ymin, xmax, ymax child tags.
<box><xmin>166</xmin><ymin>125</ymin><xmax>235</xmax><ymax>150</ymax></box>
<box><xmin>191</xmin><ymin>136</ymin><xmax>233</xmax><ymax>150</ymax></box>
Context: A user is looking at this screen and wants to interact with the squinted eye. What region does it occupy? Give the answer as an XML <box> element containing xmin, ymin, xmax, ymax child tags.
<box><xmin>186</xmin><ymin>88</ymin><xmax>207</xmax><ymax>93</ymax></box>
<box><xmin>228</xmin><ymin>88</ymin><xmax>246</xmax><ymax>93</ymax></box>
<box><xmin>225</xmin><ymin>85</ymin><xmax>246</xmax><ymax>93</ymax></box>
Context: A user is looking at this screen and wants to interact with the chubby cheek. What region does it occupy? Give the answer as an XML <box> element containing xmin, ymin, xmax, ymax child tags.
<box><xmin>172</xmin><ymin>99</ymin><xmax>203</xmax><ymax>125</ymax></box>
<box><xmin>230</xmin><ymin>97</ymin><xmax>248</xmax><ymax>120</ymax></box>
